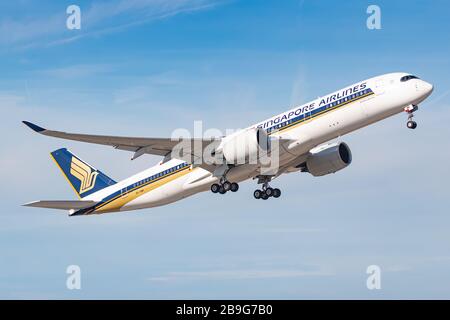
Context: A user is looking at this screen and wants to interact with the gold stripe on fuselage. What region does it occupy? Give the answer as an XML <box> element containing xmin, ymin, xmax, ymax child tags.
<box><xmin>95</xmin><ymin>166</ymin><xmax>193</xmax><ymax>213</ymax></box>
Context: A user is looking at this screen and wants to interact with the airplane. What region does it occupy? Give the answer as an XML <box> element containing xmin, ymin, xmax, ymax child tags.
<box><xmin>22</xmin><ymin>72</ymin><xmax>433</xmax><ymax>216</ymax></box>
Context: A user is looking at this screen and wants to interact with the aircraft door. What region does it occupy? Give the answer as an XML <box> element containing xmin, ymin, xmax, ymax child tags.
<box><xmin>121</xmin><ymin>187</ymin><xmax>128</xmax><ymax>199</ymax></box>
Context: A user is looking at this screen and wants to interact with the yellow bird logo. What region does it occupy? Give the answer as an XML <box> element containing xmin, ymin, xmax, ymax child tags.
<box><xmin>70</xmin><ymin>157</ymin><xmax>98</xmax><ymax>194</ymax></box>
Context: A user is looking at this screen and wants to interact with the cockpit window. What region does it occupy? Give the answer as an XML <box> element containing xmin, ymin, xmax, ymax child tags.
<box><xmin>400</xmin><ymin>75</ymin><xmax>420</xmax><ymax>82</ymax></box>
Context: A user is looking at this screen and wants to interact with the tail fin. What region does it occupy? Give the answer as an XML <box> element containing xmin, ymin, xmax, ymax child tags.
<box><xmin>50</xmin><ymin>148</ymin><xmax>116</xmax><ymax>198</ymax></box>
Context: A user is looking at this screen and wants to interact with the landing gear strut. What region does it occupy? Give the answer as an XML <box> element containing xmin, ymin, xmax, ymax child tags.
<box><xmin>404</xmin><ymin>105</ymin><xmax>418</xmax><ymax>129</ymax></box>
<box><xmin>211</xmin><ymin>177</ymin><xmax>239</xmax><ymax>195</ymax></box>
<box><xmin>253</xmin><ymin>176</ymin><xmax>281</xmax><ymax>200</ymax></box>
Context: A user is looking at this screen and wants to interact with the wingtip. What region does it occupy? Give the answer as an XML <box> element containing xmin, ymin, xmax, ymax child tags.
<box><xmin>22</xmin><ymin>201</ymin><xmax>36</xmax><ymax>207</ymax></box>
<box><xmin>22</xmin><ymin>121</ymin><xmax>45</xmax><ymax>133</ymax></box>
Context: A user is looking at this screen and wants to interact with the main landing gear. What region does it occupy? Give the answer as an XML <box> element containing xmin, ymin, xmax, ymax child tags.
<box><xmin>210</xmin><ymin>175</ymin><xmax>282</xmax><ymax>199</ymax></box>
<box><xmin>253</xmin><ymin>176</ymin><xmax>281</xmax><ymax>200</ymax></box>
<box><xmin>404</xmin><ymin>104</ymin><xmax>418</xmax><ymax>129</ymax></box>
<box><xmin>211</xmin><ymin>178</ymin><xmax>239</xmax><ymax>195</ymax></box>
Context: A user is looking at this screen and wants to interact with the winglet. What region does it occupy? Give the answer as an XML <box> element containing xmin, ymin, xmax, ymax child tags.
<box><xmin>22</xmin><ymin>121</ymin><xmax>46</xmax><ymax>133</ymax></box>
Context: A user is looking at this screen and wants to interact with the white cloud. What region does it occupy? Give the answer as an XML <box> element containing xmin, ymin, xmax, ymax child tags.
<box><xmin>0</xmin><ymin>14</ymin><xmax>63</xmax><ymax>46</ymax></box>
<box><xmin>385</xmin><ymin>265</ymin><xmax>412</xmax><ymax>272</ymax></box>
<box><xmin>0</xmin><ymin>0</ymin><xmax>225</xmax><ymax>49</ymax></box>
<box><xmin>39</xmin><ymin>64</ymin><xmax>114</xmax><ymax>79</ymax></box>
<box><xmin>0</xmin><ymin>93</ymin><xmax>26</xmax><ymax>107</ymax></box>
<box><xmin>148</xmin><ymin>268</ymin><xmax>333</xmax><ymax>281</ymax></box>
<box><xmin>264</xmin><ymin>227</ymin><xmax>326</xmax><ymax>233</ymax></box>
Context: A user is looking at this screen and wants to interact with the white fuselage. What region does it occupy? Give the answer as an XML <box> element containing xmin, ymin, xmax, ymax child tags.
<box><xmin>83</xmin><ymin>72</ymin><xmax>433</xmax><ymax>214</ymax></box>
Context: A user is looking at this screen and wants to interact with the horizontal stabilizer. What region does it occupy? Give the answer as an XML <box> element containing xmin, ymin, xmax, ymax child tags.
<box><xmin>23</xmin><ymin>200</ymin><xmax>97</xmax><ymax>210</ymax></box>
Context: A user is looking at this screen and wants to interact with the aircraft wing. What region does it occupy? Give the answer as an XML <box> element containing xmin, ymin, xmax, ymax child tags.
<box><xmin>22</xmin><ymin>121</ymin><xmax>220</xmax><ymax>163</ymax></box>
<box><xmin>23</xmin><ymin>200</ymin><xmax>98</xmax><ymax>210</ymax></box>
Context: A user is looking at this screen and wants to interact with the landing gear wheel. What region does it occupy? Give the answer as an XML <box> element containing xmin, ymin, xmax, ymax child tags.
<box><xmin>219</xmin><ymin>186</ymin><xmax>226</xmax><ymax>194</ymax></box>
<box><xmin>254</xmin><ymin>190</ymin><xmax>262</xmax><ymax>199</ymax></box>
<box><xmin>255</xmin><ymin>175</ymin><xmax>279</xmax><ymax>200</ymax></box>
<box><xmin>211</xmin><ymin>183</ymin><xmax>220</xmax><ymax>193</ymax></box>
<box><xmin>404</xmin><ymin>105</ymin><xmax>418</xmax><ymax>130</ymax></box>
<box><xmin>265</xmin><ymin>187</ymin><xmax>274</xmax><ymax>197</ymax></box>
<box><xmin>230</xmin><ymin>182</ymin><xmax>239</xmax><ymax>192</ymax></box>
<box><xmin>407</xmin><ymin>120</ymin><xmax>417</xmax><ymax>129</ymax></box>
<box><xmin>222</xmin><ymin>181</ymin><xmax>232</xmax><ymax>192</ymax></box>
<box><xmin>273</xmin><ymin>188</ymin><xmax>281</xmax><ymax>198</ymax></box>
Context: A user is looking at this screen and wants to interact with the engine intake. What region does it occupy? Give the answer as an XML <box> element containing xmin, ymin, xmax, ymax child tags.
<box><xmin>306</xmin><ymin>142</ymin><xmax>352</xmax><ymax>176</ymax></box>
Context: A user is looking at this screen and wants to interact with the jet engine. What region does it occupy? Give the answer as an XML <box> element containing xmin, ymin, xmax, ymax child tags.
<box><xmin>217</xmin><ymin>127</ymin><xmax>269</xmax><ymax>165</ymax></box>
<box><xmin>305</xmin><ymin>142</ymin><xmax>352</xmax><ymax>177</ymax></box>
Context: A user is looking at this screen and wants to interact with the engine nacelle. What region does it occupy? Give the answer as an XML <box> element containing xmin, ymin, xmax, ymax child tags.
<box><xmin>306</xmin><ymin>142</ymin><xmax>352</xmax><ymax>177</ymax></box>
<box><xmin>218</xmin><ymin>127</ymin><xmax>269</xmax><ymax>165</ymax></box>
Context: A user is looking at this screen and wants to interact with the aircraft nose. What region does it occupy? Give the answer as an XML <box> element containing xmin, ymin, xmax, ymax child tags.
<box><xmin>423</xmin><ymin>81</ymin><xmax>434</xmax><ymax>95</ymax></box>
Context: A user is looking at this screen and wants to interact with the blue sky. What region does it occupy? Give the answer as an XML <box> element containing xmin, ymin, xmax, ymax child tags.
<box><xmin>1</xmin><ymin>0</ymin><xmax>450</xmax><ymax>299</ymax></box>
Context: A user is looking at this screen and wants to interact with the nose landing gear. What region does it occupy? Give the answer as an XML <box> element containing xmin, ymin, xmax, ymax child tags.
<box><xmin>404</xmin><ymin>104</ymin><xmax>418</xmax><ymax>129</ymax></box>
<box><xmin>407</xmin><ymin>120</ymin><xmax>417</xmax><ymax>129</ymax></box>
